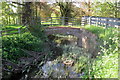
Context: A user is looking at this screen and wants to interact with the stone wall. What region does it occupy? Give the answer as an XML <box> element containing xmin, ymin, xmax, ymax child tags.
<box><xmin>45</xmin><ymin>27</ymin><xmax>99</xmax><ymax>57</ymax></box>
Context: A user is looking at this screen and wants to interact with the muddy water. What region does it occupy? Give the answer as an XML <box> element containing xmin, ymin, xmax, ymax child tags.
<box><xmin>41</xmin><ymin>61</ymin><xmax>84</xmax><ymax>78</ymax></box>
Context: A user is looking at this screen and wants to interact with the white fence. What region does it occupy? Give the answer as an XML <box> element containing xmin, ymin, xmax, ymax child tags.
<box><xmin>81</xmin><ymin>16</ymin><xmax>120</xmax><ymax>28</ymax></box>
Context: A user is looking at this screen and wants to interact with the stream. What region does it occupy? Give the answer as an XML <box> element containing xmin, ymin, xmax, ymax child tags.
<box><xmin>41</xmin><ymin>61</ymin><xmax>84</xmax><ymax>78</ymax></box>
<box><xmin>21</xmin><ymin>35</ymin><xmax>88</xmax><ymax>80</ymax></box>
<box><xmin>19</xmin><ymin>35</ymin><xmax>89</xmax><ymax>79</ymax></box>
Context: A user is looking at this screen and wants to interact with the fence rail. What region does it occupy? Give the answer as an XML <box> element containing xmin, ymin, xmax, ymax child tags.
<box><xmin>81</xmin><ymin>16</ymin><xmax>120</xmax><ymax>28</ymax></box>
<box><xmin>40</xmin><ymin>17</ymin><xmax>81</xmax><ymax>26</ymax></box>
<box><xmin>1</xmin><ymin>16</ymin><xmax>120</xmax><ymax>36</ymax></box>
<box><xmin>1</xmin><ymin>17</ymin><xmax>81</xmax><ymax>36</ymax></box>
<box><xmin>0</xmin><ymin>22</ymin><xmax>28</xmax><ymax>37</ymax></box>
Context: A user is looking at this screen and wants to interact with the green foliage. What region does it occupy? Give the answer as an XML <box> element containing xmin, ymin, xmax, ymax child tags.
<box><xmin>2</xmin><ymin>2</ymin><xmax>22</xmax><ymax>25</ymax></box>
<box><xmin>81</xmin><ymin>25</ymin><xmax>119</xmax><ymax>78</ymax></box>
<box><xmin>84</xmin><ymin>25</ymin><xmax>118</xmax><ymax>47</ymax></box>
<box><xmin>89</xmin><ymin>35</ymin><xmax>119</xmax><ymax>78</ymax></box>
<box><xmin>60</xmin><ymin>44</ymin><xmax>90</xmax><ymax>73</ymax></box>
<box><xmin>91</xmin><ymin>51</ymin><xmax>118</xmax><ymax>78</ymax></box>
<box><xmin>73</xmin><ymin>55</ymin><xmax>88</xmax><ymax>73</ymax></box>
<box><xmin>2</xmin><ymin>32</ymin><xmax>44</xmax><ymax>63</ymax></box>
<box><xmin>92</xmin><ymin>2</ymin><xmax>119</xmax><ymax>18</ymax></box>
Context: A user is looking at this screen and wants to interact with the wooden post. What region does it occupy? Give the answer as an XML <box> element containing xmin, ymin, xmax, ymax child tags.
<box><xmin>105</xmin><ymin>19</ymin><xmax>109</xmax><ymax>28</ymax></box>
<box><xmin>62</xmin><ymin>17</ymin><xmax>65</xmax><ymax>25</ymax></box>
<box><xmin>72</xmin><ymin>18</ymin><xmax>74</xmax><ymax>26</ymax></box>
<box><xmin>96</xmin><ymin>17</ymin><xmax>99</xmax><ymax>26</ymax></box>
<box><xmin>112</xmin><ymin>19</ymin><xmax>115</xmax><ymax>27</ymax></box>
<box><xmin>81</xmin><ymin>17</ymin><xmax>83</xmax><ymax>26</ymax></box>
<box><xmin>81</xmin><ymin>17</ymin><xmax>85</xmax><ymax>26</ymax></box>
<box><xmin>99</xmin><ymin>18</ymin><xmax>102</xmax><ymax>26</ymax></box>
<box><xmin>51</xmin><ymin>17</ymin><xmax>52</xmax><ymax>26</ymax></box>
<box><xmin>40</xmin><ymin>17</ymin><xmax>41</xmax><ymax>25</ymax></box>
<box><xmin>89</xmin><ymin>16</ymin><xmax>91</xmax><ymax>25</ymax></box>
<box><xmin>0</xmin><ymin>31</ymin><xmax>2</xmax><ymax>37</ymax></box>
<box><xmin>18</xmin><ymin>28</ymin><xmax>21</xmax><ymax>34</ymax></box>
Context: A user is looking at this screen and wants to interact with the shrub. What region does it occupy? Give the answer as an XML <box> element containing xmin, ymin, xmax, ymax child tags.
<box><xmin>81</xmin><ymin>25</ymin><xmax>119</xmax><ymax>78</ymax></box>
<box><xmin>2</xmin><ymin>32</ymin><xmax>44</xmax><ymax>63</ymax></box>
<box><xmin>89</xmin><ymin>35</ymin><xmax>119</xmax><ymax>78</ymax></box>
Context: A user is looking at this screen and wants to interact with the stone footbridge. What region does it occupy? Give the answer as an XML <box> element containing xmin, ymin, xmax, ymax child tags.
<box><xmin>44</xmin><ymin>27</ymin><xmax>99</xmax><ymax>57</ymax></box>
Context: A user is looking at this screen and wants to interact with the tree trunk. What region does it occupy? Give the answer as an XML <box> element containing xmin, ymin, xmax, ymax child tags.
<box><xmin>64</xmin><ymin>17</ymin><xmax>69</xmax><ymax>25</ymax></box>
<box><xmin>22</xmin><ymin>2</ymin><xmax>32</xmax><ymax>24</ymax></box>
<box><xmin>58</xmin><ymin>2</ymin><xmax>72</xmax><ymax>25</ymax></box>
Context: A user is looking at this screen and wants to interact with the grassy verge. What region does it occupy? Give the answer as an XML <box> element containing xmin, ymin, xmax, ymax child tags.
<box><xmin>81</xmin><ymin>25</ymin><xmax>119</xmax><ymax>78</ymax></box>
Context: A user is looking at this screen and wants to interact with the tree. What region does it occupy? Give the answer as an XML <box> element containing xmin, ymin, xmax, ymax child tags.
<box><xmin>75</xmin><ymin>2</ymin><xmax>93</xmax><ymax>16</ymax></box>
<box><xmin>92</xmin><ymin>2</ymin><xmax>119</xmax><ymax>18</ymax></box>
<box><xmin>2</xmin><ymin>2</ymin><xmax>15</xmax><ymax>25</ymax></box>
<box><xmin>11</xmin><ymin>2</ymin><xmax>34</xmax><ymax>24</ymax></box>
<box><xmin>21</xmin><ymin>2</ymin><xmax>32</xmax><ymax>24</ymax></box>
<box><xmin>35</xmin><ymin>2</ymin><xmax>53</xmax><ymax>17</ymax></box>
<box><xmin>56</xmin><ymin>2</ymin><xmax>73</xmax><ymax>25</ymax></box>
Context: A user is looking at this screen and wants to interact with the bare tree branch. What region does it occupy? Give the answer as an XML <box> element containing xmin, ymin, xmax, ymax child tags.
<box><xmin>12</xmin><ymin>2</ymin><xmax>25</xmax><ymax>6</ymax></box>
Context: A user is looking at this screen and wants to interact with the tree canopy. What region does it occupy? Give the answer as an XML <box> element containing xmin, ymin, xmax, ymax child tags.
<box><xmin>1</xmin><ymin>1</ymin><xmax>119</xmax><ymax>25</ymax></box>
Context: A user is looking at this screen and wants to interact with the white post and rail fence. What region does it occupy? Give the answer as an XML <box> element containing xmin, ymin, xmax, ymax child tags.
<box><xmin>81</xmin><ymin>16</ymin><xmax>120</xmax><ymax>28</ymax></box>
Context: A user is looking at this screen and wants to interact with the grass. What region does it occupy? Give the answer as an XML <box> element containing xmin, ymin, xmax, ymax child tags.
<box><xmin>80</xmin><ymin>25</ymin><xmax>119</xmax><ymax>78</ymax></box>
<box><xmin>1</xmin><ymin>23</ymin><xmax>81</xmax><ymax>35</ymax></box>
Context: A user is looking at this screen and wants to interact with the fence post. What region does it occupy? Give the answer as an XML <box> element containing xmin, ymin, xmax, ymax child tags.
<box><xmin>96</xmin><ymin>17</ymin><xmax>99</xmax><ymax>26</ymax></box>
<box><xmin>62</xmin><ymin>17</ymin><xmax>65</xmax><ymax>25</ymax></box>
<box><xmin>40</xmin><ymin>17</ymin><xmax>41</xmax><ymax>25</ymax></box>
<box><xmin>116</xmin><ymin>18</ymin><xmax>120</xmax><ymax>28</ymax></box>
<box><xmin>18</xmin><ymin>28</ymin><xmax>21</xmax><ymax>34</ymax></box>
<box><xmin>0</xmin><ymin>31</ymin><xmax>2</xmax><ymax>37</ymax></box>
<box><xmin>89</xmin><ymin>16</ymin><xmax>91</xmax><ymax>25</ymax></box>
<box><xmin>51</xmin><ymin>17</ymin><xmax>52</xmax><ymax>26</ymax></box>
<box><xmin>81</xmin><ymin>17</ymin><xmax>85</xmax><ymax>26</ymax></box>
<box><xmin>99</xmin><ymin>18</ymin><xmax>102</xmax><ymax>26</ymax></box>
<box><xmin>72</xmin><ymin>18</ymin><xmax>74</xmax><ymax>26</ymax></box>
<box><xmin>105</xmin><ymin>19</ymin><xmax>109</xmax><ymax>28</ymax></box>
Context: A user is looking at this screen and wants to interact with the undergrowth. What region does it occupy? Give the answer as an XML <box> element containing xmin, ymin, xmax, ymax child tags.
<box><xmin>2</xmin><ymin>32</ymin><xmax>44</xmax><ymax>63</ymax></box>
<box><xmin>2</xmin><ymin>24</ymin><xmax>119</xmax><ymax>78</ymax></box>
<box><xmin>81</xmin><ymin>25</ymin><xmax>119</xmax><ymax>78</ymax></box>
